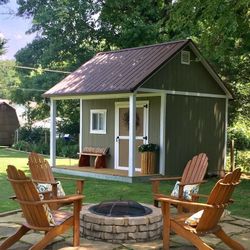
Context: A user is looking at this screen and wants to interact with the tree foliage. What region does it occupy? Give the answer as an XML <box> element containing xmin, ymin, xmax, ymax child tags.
<box><xmin>98</xmin><ymin>0</ymin><xmax>172</xmax><ymax>49</ymax></box>
<box><xmin>0</xmin><ymin>60</ymin><xmax>20</xmax><ymax>99</ymax></box>
<box><xmin>166</xmin><ymin>0</ymin><xmax>250</xmax><ymax>123</ymax></box>
<box><xmin>4</xmin><ymin>0</ymin><xmax>249</xmax><ymax>132</ymax></box>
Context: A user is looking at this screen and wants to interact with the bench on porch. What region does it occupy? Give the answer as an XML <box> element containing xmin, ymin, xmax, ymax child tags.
<box><xmin>78</xmin><ymin>147</ymin><xmax>109</xmax><ymax>168</ymax></box>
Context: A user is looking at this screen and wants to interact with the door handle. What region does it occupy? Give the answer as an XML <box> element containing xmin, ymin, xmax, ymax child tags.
<box><xmin>143</xmin><ymin>136</ymin><xmax>148</xmax><ymax>140</ymax></box>
<box><xmin>116</xmin><ymin>136</ymin><xmax>120</xmax><ymax>142</ymax></box>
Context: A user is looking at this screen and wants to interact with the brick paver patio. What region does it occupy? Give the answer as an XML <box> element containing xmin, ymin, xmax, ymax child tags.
<box><xmin>0</xmin><ymin>209</ymin><xmax>250</xmax><ymax>249</ymax></box>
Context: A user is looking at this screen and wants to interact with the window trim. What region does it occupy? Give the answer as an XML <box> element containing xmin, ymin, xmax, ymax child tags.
<box><xmin>90</xmin><ymin>109</ymin><xmax>107</xmax><ymax>134</ymax></box>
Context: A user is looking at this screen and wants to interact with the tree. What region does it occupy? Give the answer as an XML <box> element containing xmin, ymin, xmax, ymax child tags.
<box><xmin>98</xmin><ymin>0</ymin><xmax>172</xmax><ymax>49</ymax></box>
<box><xmin>11</xmin><ymin>1</ymin><xmax>99</xmax><ymax>127</ymax></box>
<box><xmin>166</xmin><ymin>0</ymin><xmax>250</xmax><ymax>124</ymax></box>
<box><xmin>12</xmin><ymin>0</ymin><xmax>250</xmax><ymax>130</ymax></box>
<box><xmin>17</xmin><ymin>0</ymin><xmax>98</xmax><ymax>68</ymax></box>
<box><xmin>0</xmin><ymin>60</ymin><xmax>20</xmax><ymax>99</ymax></box>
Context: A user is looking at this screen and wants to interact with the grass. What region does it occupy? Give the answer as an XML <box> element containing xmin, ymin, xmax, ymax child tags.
<box><xmin>0</xmin><ymin>147</ymin><xmax>250</xmax><ymax>218</ymax></box>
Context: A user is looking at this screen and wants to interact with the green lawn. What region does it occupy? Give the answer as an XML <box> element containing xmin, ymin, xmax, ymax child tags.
<box><xmin>0</xmin><ymin>147</ymin><xmax>249</xmax><ymax>218</ymax></box>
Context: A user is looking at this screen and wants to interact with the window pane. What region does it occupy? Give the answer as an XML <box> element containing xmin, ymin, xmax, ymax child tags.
<box><xmin>90</xmin><ymin>110</ymin><xmax>106</xmax><ymax>134</ymax></box>
<box><xmin>98</xmin><ymin>113</ymin><xmax>104</xmax><ymax>130</ymax></box>
<box><xmin>92</xmin><ymin>113</ymin><xmax>98</xmax><ymax>130</ymax></box>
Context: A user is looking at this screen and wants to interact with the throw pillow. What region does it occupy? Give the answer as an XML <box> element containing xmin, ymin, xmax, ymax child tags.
<box><xmin>185</xmin><ymin>210</ymin><xmax>204</xmax><ymax>226</ymax></box>
<box><xmin>43</xmin><ymin>204</ymin><xmax>56</xmax><ymax>226</ymax></box>
<box><xmin>36</xmin><ymin>181</ymin><xmax>65</xmax><ymax>197</ymax></box>
<box><xmin>171</xmin><ymin>181</ymin><xmax>199</xmax><ymax>200</ymax></box>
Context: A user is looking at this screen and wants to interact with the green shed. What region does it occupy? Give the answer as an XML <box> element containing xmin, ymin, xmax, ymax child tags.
<box><xmin>44</xmin><ymin>39</ymin><xmax>232</xmax><ymax>178</ymax></box>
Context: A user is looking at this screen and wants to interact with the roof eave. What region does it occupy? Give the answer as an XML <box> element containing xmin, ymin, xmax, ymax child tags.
<box><xmin>42</xmin><ymin>89</ymin><xmax>134</xmax><ymax>99</ymax></box>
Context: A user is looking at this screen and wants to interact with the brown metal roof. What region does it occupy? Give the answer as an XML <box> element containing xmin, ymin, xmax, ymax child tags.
<box><xmin>44</xmin><ymin>40</ymin><xmax>190</xmax><ymax>97</ymax></box>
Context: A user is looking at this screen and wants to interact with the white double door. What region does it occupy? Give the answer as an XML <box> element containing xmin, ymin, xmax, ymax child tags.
<box><xmin>114</xmin><ymin>101</ymin><xmax>149</xmax><ymax>171</ymax></box>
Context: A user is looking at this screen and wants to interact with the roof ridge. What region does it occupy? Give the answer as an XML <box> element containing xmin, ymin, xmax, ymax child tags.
<box><xmin>97</xmin><ymin>39</ymin><xmax>190</xmax><ymax>55</ymax></box>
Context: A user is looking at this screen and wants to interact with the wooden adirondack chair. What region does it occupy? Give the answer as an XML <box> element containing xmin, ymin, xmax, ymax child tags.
<box><xmin>0</xmin><ymin>165</ymin><xmax>84</xmax><ymax>250</ymax></box>
<box><xmin>151</xmin><ymin>153</ymin><xmax>208</xmax><ymax>209</ymax></box>
<box><xmin>28</xmin><ymin>152</ymin><xmax>85</xmax><ymax>207</ymax></box>
<box><xmin>158</xmin><ymin>168</ymin><xmax>244</xmax><ymax>250</ymax></box>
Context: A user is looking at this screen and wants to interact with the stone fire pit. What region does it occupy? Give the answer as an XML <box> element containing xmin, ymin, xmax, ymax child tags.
<box><xmin>80</xmin><ymin>203</ymin><xmax>162</xmax><ymax>243</ymax></box>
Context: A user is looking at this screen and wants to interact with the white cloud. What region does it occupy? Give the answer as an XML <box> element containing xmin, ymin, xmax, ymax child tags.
<box><xmin>14</xmin><ymin>33</ymin><xmax>24</xmax><ymax>40</ymax></box>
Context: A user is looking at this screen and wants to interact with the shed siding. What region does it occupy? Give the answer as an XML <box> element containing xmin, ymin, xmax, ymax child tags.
<box><xmin>143</xmin><ymin>47</ymin><xmax>225</xmax><ymax>95</ymax></box>
<box><xmin>82</xmin><ymin>97</ymin><xmax>160</xmax><ymax>168</ymax></box>
<box><xmin>165</xmin><ymin>95</ymin><xmax>225</xmax><ymax>176</ymax></box>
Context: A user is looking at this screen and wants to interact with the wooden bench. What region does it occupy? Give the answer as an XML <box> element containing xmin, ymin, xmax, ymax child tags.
<box><xmin>78</xmin><ymin>147</ymin><xmax>109</xmax><ymax>168</ymax></box>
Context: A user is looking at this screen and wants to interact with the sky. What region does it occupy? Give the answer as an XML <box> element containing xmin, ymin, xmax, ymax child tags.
<box><xmin>0</xmin><ymin>0</ymin><xmax>35</xmax><ymax>60</ymax></box>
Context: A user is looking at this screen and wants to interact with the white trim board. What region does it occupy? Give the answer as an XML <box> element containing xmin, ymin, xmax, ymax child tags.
<box><xmin>139</xmin><ymin>88</ymin><xmax>227</xmax><ymax>99</ymax></box>
<box><xmin>114</xmin><ymin>100</ymin><xmax>149</xmax><ymax>173</ymax></box>
<box><xmin>49</xmin><ymin>92</ymin><xmax>160</xmax><ymax>101</ymax></box>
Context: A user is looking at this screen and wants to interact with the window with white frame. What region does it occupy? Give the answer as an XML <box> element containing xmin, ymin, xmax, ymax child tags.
<box><xmin>90</xmin><ymin>109</ymin><xmax>107</xmax><ymax>134</ymax></box>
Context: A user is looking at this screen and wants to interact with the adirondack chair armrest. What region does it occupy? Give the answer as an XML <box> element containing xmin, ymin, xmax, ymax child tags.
<box><xmin>43</xmin><ymin>194</ymin><xmax>85</xmax><ymax>204</ymax></box>
<box><xmin>55</xmin><ymin>176</ymin><xmax>85</xmax><ymax>182</ymax></box>
<box><xmin>151</xmin><ymin>176</ymin><xmax>182</xmax><ymax>182</ymax></box>
<box><xmin>157</xmin><ymin>197</ymin><xmax>214</xmax><ymax>209</ymax></box>
<box><xmin>18</xmin><ymin>194</ymin><xmax>85</xmax><ymax>205</ymax></box>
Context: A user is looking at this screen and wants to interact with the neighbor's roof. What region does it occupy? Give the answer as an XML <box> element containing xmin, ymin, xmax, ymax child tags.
<box><xmin>44</xmin><ymin>40</ymin><xmax>190</xmax><ymax>97</ymax></box>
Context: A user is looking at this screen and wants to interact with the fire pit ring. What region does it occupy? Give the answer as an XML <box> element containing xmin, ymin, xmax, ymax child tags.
<box><xmin>89</xmin><ymin>200</ymin><xmax>152</xmax><ymax>217</ymax></box>
<box><xmin>80</xmin><ymin>202</ymin><xmax>162</xmax><ymax>243</ymax></box>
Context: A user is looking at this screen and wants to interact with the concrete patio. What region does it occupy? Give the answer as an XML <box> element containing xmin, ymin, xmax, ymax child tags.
<box><xmin>0</xmin><ymin>209</ymin><xmax>250</xmax><ymax>249</ymax></box>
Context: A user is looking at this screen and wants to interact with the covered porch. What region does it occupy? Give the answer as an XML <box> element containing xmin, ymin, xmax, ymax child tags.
<box><xmin>49</xmin><ymin>89</ymin><xmax>167</xmax><ymax>180</ymax></box>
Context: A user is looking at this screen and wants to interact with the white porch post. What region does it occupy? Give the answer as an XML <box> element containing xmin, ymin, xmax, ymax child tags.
<box><xmin>159</xmin><ymin>93</ymin><xmax>166</xmax><ymax>175</ymax></box>
<box><xmin>50</xmin><ymin>99</ymin><xmax>56</xmax><ymax>166</ymax></box>
<box><xmin>128</xmin><ymin>93</ymin><xmax>136</xmax><ymax>177</ymax></box>
<box><xmin>79</xmin><ymin>98</ymin><xmax>84</xmax><ymax>153</ymax></box>
<box><xmin>223</xmin><ymin>97</ymin><xmax>229</xmax><ymax>169</ymax></box>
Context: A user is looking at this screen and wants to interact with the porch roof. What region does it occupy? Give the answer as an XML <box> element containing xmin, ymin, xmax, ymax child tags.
<box><xmin>43</xmin><ymin>40</ymin><xmax>189</xmax><ymax>97</ymax></box>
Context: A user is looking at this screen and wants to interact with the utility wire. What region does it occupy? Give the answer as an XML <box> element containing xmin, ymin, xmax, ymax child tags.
<box><xmin>0</xmin><ymin>64</ymin><xmax>72</xmax><ymax>74</ymax></box>
<box><xmin>14</xmin><ymin>65</ymin><xmax>71</xmax><ymax>74</ymax></box>
<box><xmin>0</xmin><ymin>87</ymin><xmax>47</xmax><ymax>92</ymax></box>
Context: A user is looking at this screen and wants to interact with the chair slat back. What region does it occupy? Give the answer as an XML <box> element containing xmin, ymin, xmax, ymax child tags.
<box><xmin>196</xmin><ymin>168</ymin><xmax>241</xmax><ymax>232</ymax></box>
<box><xmin>7</xmin><ymin>165</ymin><xmax>50</xmax><ymax>228</ymax></box>
<box><xmin>28</xmin><ymin>152</ymin><xmax>55</xmax><ymax>182</ymax></box>
<box><xmin>181</xmin><ymin>153</ymin><xmax>208</xmax><ymax>184</ymax></box>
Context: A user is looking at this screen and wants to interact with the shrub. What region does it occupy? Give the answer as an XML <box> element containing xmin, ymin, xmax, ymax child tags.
<box><xmin>56</xmin><ymin>138</ymin><xmax>78</xmax><ymax>158</ymax></box>
<box><xmin>32</xmin><ymin>142</ymin><xmax>50</xmax><ymax>155</ymax></box>
<box><xmin>138</xmin><ymin>143</ymin><xmax>159</xmax><ymax>152</ymax></box>
<box><xmin>228</xmin><ymin>128</ymin><xmax>250</xmax><ymax>151</ymax></box>
<box><xmin>13</xmin><ymin>140</ymin><xmax>32</xmax><ymax>152</ymax></box>
<box><xmin>18</xmin><ymin>126</ymin><xmax>49</xmax><ymax>144</ymax></box>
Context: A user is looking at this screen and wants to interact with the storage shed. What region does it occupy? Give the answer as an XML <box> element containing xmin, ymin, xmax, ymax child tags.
<box><xmin>0</xmin><ymin>101</ymin><xmax>20</xmax><ymax>146</ymax></box>
<box><xmin>44</xmin><ymin>39</ymin><xmax>232</xmax><ymax>177</ymax></box>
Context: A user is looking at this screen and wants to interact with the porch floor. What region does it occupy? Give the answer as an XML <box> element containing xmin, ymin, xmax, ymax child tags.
<box><xmin>52</xmin><ymin>165</ymin><xmax>161</xmax><ymax>183</ymax></box>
